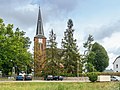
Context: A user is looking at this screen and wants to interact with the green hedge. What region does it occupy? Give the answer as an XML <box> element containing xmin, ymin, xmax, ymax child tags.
<box><xmin>35</xmin><ymin>72</ymin><xmax>120</xmax><ymax>77</ymax></box>
<box><xmin>80</xmin><ymin>72</ymin><xmax>120</xmax><ymax>77</ymax></box>
<box><xmin>87</xmin><ymin>72</ymin><xmax>98</xmax><ymax>82</ymax></box>
<box><xmin>97</xmin><ymin>72</ymin><xmax>120</xmax><ymax>76</ymax></box>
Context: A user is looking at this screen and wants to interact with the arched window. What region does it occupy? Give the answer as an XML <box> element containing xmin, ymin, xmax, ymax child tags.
<box><xmin>116</xmin><ymin>64</ymin><xmax>118</xmax><ymax>68</ymax></box>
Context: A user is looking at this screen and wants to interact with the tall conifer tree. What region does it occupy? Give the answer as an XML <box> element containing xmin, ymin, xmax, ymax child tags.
<box><xmin>61</xmin><ymin>19</ymin><xmax>81</xmax><ymax>76</ymax></box>
<box><xmin>45</xmin><ymin>29</ymin><xmax>60</xmax><ymax>75</ymax></box>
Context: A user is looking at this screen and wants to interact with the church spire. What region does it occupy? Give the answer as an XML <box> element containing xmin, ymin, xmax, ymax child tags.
<box><xmin>34</xmin><ymin>6</ymin><xmax>46</xmax><ymax>77</ymax></box>
<box><xmin>36</xmin><ymin>6</ymin><xmax>44</xmax><ymax>38</ymax></box>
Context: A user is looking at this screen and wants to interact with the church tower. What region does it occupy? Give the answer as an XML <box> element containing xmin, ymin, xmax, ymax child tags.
<box><xmin>34</xmin><ymin>7</ymin><xmax>46</xmax><ymax>76</ymax></box>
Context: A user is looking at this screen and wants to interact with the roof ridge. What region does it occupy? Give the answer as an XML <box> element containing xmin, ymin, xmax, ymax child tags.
<box><xmin>113</xmin><ymin>55</ymin><xmax>120</xmax><ymax>64</ymax></box>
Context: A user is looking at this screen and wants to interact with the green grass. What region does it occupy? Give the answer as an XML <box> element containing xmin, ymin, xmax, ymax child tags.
<box><xmin>0</xmin><ymin>82</ymin><xmax>119</xmax><ymax>90</ymax></box>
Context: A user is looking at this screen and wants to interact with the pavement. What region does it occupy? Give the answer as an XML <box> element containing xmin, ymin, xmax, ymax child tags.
<box><xmin>0</xmin><ymin>80</ymin><xmax>90</xmax><ymax>83</ymax></box>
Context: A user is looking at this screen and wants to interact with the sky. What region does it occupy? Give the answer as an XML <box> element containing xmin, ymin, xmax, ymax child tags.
<box><xmin>0</xmin><ymin>0</ymin><xmax>120</xmax><ymax>70</ymax></box>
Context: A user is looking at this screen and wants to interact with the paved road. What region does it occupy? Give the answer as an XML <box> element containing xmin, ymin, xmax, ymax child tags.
<box><xmin>0</xmin><ymin>80</ymin><xmax>89</xmax><ymax>83</ymax></box>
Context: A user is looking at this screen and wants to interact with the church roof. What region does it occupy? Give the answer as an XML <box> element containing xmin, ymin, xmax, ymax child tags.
<box><xmin>35</xmin><ymin>6</ymin><xmax>46</xmax><ymax>39</ymax></box>
<box><xmin>113</xmin><ymin>56</ymin><xmax>120</xmax><ymax>64</ymax></box>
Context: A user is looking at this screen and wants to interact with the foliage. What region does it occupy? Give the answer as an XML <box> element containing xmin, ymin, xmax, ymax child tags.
<box><xmin>0</xmin><ymin>18</ymin><xmax>33</xmax><ymax>75</ymax></box>
<box><xmin>90</xmin><ymin>42</ymin><xmax>109</xmax><ymax>72</ymax></box>
<box><xmin>44</xmin><ymin>29</ymin><xmax>61</xmax><ymax>76</ymax></box>
<box><xmin>61</xmin><ymin>19</ymin><xmax>81</xmax><ymax>76</ymax></box>
<box><xmin>82</xmin><ymin>35</ymin><xmax>94</xmax><ymax>72</ymax></box>
<box><xmin>83</xmin><ymin>35</ymin><xmax>109</xmax><ymax>72</ymax></box>
<box><xmin>98</xmin><ymin>72</ymin><xmax>120</xmax><ymax>76</ymax></box>
<box><xmin>86</xmin><ymin>63</ymin><xmax>97</xmax><ymax>72</ymax></box>
<box><xmin>81</xmin><ymin>72</ymin><xmax>120</xmax><ymax>77</ymax></box>
<box><xmin>87</xmin><ymin>72</ymin><xmax>98</xmax><ymax>82</ymax></box>
<box><xmin>83</xmin><ymin>34</ymin><xmax>94</xmax><ymax>51</ymax></box>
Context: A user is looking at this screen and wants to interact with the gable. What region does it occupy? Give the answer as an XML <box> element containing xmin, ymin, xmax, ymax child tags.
<box><xmin>113</xmin><ymin>56</ymin><xmax>120</xmax><ymax>64</ymax></box>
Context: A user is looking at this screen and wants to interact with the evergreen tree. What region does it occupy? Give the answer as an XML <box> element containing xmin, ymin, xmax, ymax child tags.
<box><xmin>83</xmin><ymin>34</ymin><xmax>94</xmax><ymax>53</ymax></box>
<box><xmin>83</xmin><ymin>35</ymin><xmax>94</xmax><ymax>72</ymax></box>
<box><xmin>61</xmin><ymin>19</ymin><xmax>81</xmax><ymax>76</ymax></box>
<box><xmin>45</xmin><ymin>29</ymin><xmax>60</xmax><ymax>75</ymax></box>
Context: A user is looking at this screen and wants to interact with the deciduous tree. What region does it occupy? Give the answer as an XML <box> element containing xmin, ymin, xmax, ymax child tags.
<box><xmin>0</xmin><ymin>18</ymin><xmax>33</xmax><ymax>75</ymax></box>
<box><xmin>90</xmin><ymin>42</ymin><xmax>109</xmax><ymax>72</ymax></box>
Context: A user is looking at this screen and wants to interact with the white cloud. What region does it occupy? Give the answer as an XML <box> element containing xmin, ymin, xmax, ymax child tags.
<box><xmin>94</xmin><ymin>21</ymin><xmax>120</xmax><ymax>40</ymax></box>
<box><xmin>102</xmin><ymin>32</ymin><xmax>120</xmax><ymax>54</ymax></box>
<box><xmin>31</xmin><ymin>0</ymin><xmax>80</xmax><ymax>13</ymax></box>
<box><xmin>98</xmin><ymin>32</ymin><xmax>120</xmax><ymax>69</ymax></box>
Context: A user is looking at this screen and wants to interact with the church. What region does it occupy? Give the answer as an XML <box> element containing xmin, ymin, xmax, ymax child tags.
<box><xmin>33</xmin><ymin>7</ymin><xmax>77</xmax><ymax>76</ymax></box>
<box><xmin>34</xmin><ymin>7</ymin><xmax>46</xmax><ymax>76</ymax></box>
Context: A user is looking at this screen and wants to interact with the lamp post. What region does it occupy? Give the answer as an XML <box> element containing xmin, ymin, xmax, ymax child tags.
<box><xmin>10</xmin><ymin>60</ymin><xmax>15</xmax><ymax>76</ymax></box>
<box><xmin>25</xmin><ymin>66</ymin><xmax>27</xmax><ymax>74</ymax></box>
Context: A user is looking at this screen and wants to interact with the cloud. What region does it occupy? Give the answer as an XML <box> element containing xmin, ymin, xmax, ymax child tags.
<box><xmin>0</xmin><ymin>0</ymin><xmax>36</xmax><ymax>29</ymax></box>
<box><xmin>0</xmin><ymin>0</ymin><xmax>30</xmax><ymax>7</ymax></box>
<box><xmin>94</xmin><ymin>20</ymin><xmax>120</xmax><ymax>40</ymax></box>
<box><xmin>0</xmin><ymin>0</ymin><xmax>82</xmax><ymax>30</ymax></box>
<box><xmin>102</xmin><ymin>32</ymin><xmax>120</xmax><ymax>55</ymax></box>
<box><xmin>98</xmin><ymin>32</ymin><xmax>120</xmax><ymax>69</ymax></box>
<box><xmin>13</xmin><ymin>5</ymin><xmax>38</xmax><ymax>29</ymax></box>
<box><xmin>45</xmin><ymin>0</ymin><xmax>79</xmax><ymax>12</ymax></box>
<box><xmin>81</xmin><ymin>20</ymin><xmax>120</xmax><ymax>69</ymax></box>
<box><xmin>31</xmin><ymin>0</ymin><xmax>81</xmax><ymax>22</ymax></box>
<box><xmin>32</xmin><ymin>0</ymin><xmax>79</xmax><ymax>12</ymax></box>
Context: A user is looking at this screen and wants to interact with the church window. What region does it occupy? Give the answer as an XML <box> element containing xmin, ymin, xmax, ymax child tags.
<box><xmin>116</xmin><ymin>64</ymin><xmax>118</xmax><ymax>68</ymax></box>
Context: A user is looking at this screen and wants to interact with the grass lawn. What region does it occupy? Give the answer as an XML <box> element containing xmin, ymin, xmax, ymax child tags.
<box><xmin>0</xmin><ymin>82</ymin><xmax>119</xmax><ymax>90</ymax></box>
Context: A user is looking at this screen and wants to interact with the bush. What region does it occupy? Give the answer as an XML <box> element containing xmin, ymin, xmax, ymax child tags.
<box><xmin>87</xmin><ymin>72</ymin><xmax>98</xmax><ymax>82</ymax></box>
<box><xmin>79</xmin><ymin>73</ymin><xmax>87</xmax><ymax>77</ymax></box>
<box><xmin>98</xmin><ymin>72</ymin><xmax>120</xmax><ymax>76</ymax></box>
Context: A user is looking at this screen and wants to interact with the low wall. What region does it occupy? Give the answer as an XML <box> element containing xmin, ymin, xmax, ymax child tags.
<box><xmin>64</xmin><ymin>77</ymin><xmax>89</xmax><ymax>80</ymax></box>
<box><xmin>97</xmin><ymin>75</ymin><xmax>111</xmax><ymax>82</ymax></box>
<box><xmin>33</xmin><ymin>77</ymin><xmax>89</xmax><ymax>81</ymax></box>
<box><xmin>33</xmin><ymin>77</ymin><xmax>44</xmax><ymax>80</ymax></box>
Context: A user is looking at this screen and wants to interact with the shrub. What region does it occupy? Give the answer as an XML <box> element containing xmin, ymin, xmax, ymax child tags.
<box><xmin>79</xmin><ymin>73</ymin><xmax>87</xmax><ymax>77</ymax></box>
<box><xmin>87</xmin><ymin>72</ymin><xmax>98</xmax><ymax>82</ymax></box>
<box><xmin>99</xmin><ymin>72</ymin><xmax>120</xmax><ymax>76</ymax></box>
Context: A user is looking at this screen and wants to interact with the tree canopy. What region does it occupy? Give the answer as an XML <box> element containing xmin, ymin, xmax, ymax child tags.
<box><xmin>0</xmin><ymin>18</ymin><xmax>33</xmax><ymax>75</ymax></box>
<box><xmin>88</xmin><ymin>42</ymin><xmax>109</xmax><ymax>72</ymax></box>
<box><xmin>83</xmin><ymin>35</ymin><xmax>109</xmax><ymax>72</ymax></box>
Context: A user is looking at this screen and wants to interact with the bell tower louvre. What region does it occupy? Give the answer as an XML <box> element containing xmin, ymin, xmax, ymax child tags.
<box><xmin>34</xmin><ymin>6</ymin><xmax>46</xmax><ymax>76</ymax></box>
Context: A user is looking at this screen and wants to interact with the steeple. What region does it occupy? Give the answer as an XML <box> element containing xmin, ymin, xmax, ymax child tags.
<box><xmin>34</xmin><ymin>6</ymin><xmax>46</xmax><ymax>76</ymax></box>
<box><xmin>35</xmin><ymin>6</ymin><xmax>45</xmax><ymax>38</ymax></box>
